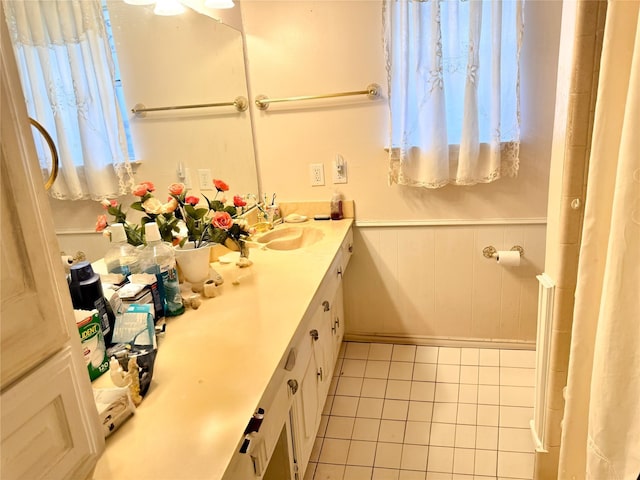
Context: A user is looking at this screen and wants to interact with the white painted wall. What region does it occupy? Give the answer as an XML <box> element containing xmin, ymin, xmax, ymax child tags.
<box><xmin>241</xmin><ymin>0</ymin><xmax>562</xmax><ymax>343</ymax></box>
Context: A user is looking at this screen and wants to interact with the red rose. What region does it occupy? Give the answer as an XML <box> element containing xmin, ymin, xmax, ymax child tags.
<box><xmin>101</xmin><ymin>199</ymin><xmax>117</xmax><ymax>209</ymax></box>
<box><xmin>212</xmin><ymin>211</ymin><xmax>233</xmax><ymax>230</ymax></box>
<box><xmin>168</xmin><ymin>183</ymin><xmax>185</xmax><ymax>196</ymax></box>
<box><xmin>233</xmin><ymin>195</ymin><xmax>247</xmax><ymax>207</ymax></box>
<box><xmin>185</xmin><ymin>196</ymin><xmax>200</xmax><ymax>206</ymax></box>
<box><xmin>95</xmin><ymin>214</ymin><xmax>108</xmax><ymax>232</ymax></box>
<box><xmin>213</xmin><ymin>179</ymin><xmax>229</xmax><ymax>192</ymax></box>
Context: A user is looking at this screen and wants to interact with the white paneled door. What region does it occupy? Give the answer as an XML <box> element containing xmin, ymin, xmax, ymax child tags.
<box><xmin>1</xmin><ymin>7</ymin><xmax>104</xmax><ymax>479</ymax></box>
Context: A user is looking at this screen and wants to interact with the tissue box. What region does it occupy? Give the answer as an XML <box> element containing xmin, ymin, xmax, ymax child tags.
<box><xmin>93</xmin><ymin>387</ymin><xmax>135</xmax><ymax>437</ymax></box>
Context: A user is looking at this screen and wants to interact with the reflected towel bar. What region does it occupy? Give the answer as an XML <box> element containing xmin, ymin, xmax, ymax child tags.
<box><xmin>131</xmin><ymin>96</ymin><xmax>248</xmax><ymax>116</ymax></box>
<box><xmin>255</xmin><ymin>83</ymin><xmax>380</xmax><ymax>110</ymax></box>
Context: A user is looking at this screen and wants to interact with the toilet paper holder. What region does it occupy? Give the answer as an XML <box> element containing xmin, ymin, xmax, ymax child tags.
<box><xmin>482</xmin><ymin>245</ymin><xmax>525</xmax><ymax>259</ymax></box>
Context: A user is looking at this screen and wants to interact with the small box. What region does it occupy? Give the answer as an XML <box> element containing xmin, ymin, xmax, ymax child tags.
<box><xmin>75</xmin><ymin>310</ymin><xmax>109</xmax><ymax>381</ymax></box>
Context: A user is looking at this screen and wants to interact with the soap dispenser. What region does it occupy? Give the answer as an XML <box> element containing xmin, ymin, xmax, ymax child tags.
<box><xmin>330</xmin><ymin>191</ymin><xmax>343</xmax><ymax>220</ymax></box>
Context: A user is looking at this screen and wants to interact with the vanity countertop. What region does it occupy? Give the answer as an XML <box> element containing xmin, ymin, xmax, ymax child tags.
<box><xmin>92</xmin><ymin>219</ymin><xmax>353</xmax><ymax>480</ymax></box>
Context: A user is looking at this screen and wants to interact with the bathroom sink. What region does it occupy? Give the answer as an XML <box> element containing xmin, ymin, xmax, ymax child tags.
<box><xmin>255</xmin><ymin>226</ymin><xmax>324</xmax><ymax>251</ymax></box>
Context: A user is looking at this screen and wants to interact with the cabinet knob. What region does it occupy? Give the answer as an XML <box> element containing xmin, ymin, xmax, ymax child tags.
<box><xmin>323</xmin><ymin>300</ymin><xmax>330</xmax><ymax>312</ymax></box>
<box><xmin>317</xmin><ymin>367</ymin><xmax>324</xmax><ymax>381</ymax></box>
<box><xmin>348</xmin><ymin>244</ymin><xmax>353</xmax><ymax>253</ymax></box>
<box><xmin>287</xmin><ymin>379</ymin><xmax>299</xmax><ymax>395</ymax></box>
<box><xmin>337</xmin><ymin>267</ymin><xmax>343</xmax><ymax>278</ymax></box>
<box><xmin>309</xmin><ymin>329</ymin><xmax>319</xmax><ymax>341</ymax></box>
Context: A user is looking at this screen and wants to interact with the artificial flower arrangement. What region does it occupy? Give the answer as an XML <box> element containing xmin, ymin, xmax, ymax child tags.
<box><xmin>96</xmin><ymin>179</ymin><xmax>253</xmax><ymax>251</ymax></box>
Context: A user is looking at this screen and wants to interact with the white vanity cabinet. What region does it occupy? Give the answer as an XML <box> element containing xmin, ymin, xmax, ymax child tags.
<box><xmin>288</xmin><ymin>252</ymin><xmax>343</xmax><ymax>477</ymax></box>
<box><xmin>229</xmin><ymin>229</ymin><xmax>352</xmax><ymax>480</ymax></box>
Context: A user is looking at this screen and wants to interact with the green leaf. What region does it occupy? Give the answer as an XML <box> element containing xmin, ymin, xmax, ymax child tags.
<box><xmin>224</xmin><ymin>205</ymin><xmax>237</xmax><ymax>217</ymax></box>
<box><xmin>107</xmin><ymin>206</ymin><xmax>119</xmax><ymax>216</ymax></box>
<box><xmin>210</xmin><ymin>200</ymin><xmax>224</xmax><ymax>212</ymax></box>
<box><xmin>210</xmin><ymin>228</ymin><xmax>228</xmax><ymax>244</ymax></box>
<box><xmin>130</xmin><ymin>201</ymin><xmax>144</xmax><ymax>212</ymax></box>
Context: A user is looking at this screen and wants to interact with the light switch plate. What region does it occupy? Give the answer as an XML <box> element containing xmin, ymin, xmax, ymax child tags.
<box><xmin>197</xmin><ymin>169</ymin><xmax>212</xmax><ymax>190</ymax></box>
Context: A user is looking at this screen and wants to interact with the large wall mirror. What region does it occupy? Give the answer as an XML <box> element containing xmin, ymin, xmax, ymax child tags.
<box><xmin>105</xmin><ymin>0</ymin><xmax>258</xmax><ymax>195</ymax></box>
<box><xmin>5</xmin><ymin>0</ymin><xmax>258</xmax><ymax>260</ymax></box>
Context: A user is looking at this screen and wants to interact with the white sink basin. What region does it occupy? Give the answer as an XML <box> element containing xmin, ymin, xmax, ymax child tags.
<box><xmin>255</xmin><ymin>226</ymin><xmax>324</xmax><ymax>251</ymax></box>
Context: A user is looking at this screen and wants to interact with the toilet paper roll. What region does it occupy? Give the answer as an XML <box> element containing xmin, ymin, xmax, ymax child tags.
<box><xmin>497</xmin><ymin>250</ymin><xmax>521</xmax><ymax>267</ymax></box>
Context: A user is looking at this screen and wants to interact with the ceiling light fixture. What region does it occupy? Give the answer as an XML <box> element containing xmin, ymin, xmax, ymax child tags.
<box><xmin>204</xmin><ymin>0</ymin><xmax>235</xmax><ymax>9</ymax></box>
<box><xmin>154</xmin><ymin>0</ymin><xmax>185</xmax><ymax>15</ymax></box>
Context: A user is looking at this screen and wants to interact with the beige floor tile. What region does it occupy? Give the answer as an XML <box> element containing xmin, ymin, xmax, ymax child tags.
<box><xmin>369</xmin><ymin>343</ymin><xmax>393</xmax><ymax>361</ymax></box>
<box><xmin>357</xmin><ymin>397</ymin><xmax>385</xmax><ymax>419</ymax></box>
<box><xmin>375</xmin><ymin>442</ymin><xmax>403</xmax><ymax>469</ymax></box>
<box><xmin>427</xmin><ymin>446</ymin><xmax>454</xmax><ymax>473</ymax></box>
<box><xmin>352</xmin><ymin>417</ymin><xmax>381</xmax><ymax>441</ymax></box>
<box><xmin>382</xmin><ymin>399</ymin><xmax>409</xmax><ymax>421</ymax></box>
<box><xmin>331</xmin><ymin>395</ymin><xmax>359</xmax><ymax>417</ymax></box>
<box><xmin>361</xmin><ymin>378</ymin><xmax>388</xmax><ymax>398</ymax></box>
<box><xmin>401</xmin><ymin>444</ymin><xmax>429</xmax><ymax>471</ymax></box>
<box><xmin>347</xmin><ymin>440</ymin><xmax>377</xmax><ymax>466</ymax></box>
<box><xmin>379</xmin><ymin>419</ymin><xmax>406</xmax><ymax>443</ymax></box>
<box><xmin>393</xmin><ymin>344</ymin><xmax>417</xmax><ymax>362</ymax></box>
<box><xmin>438</xmin><ymin>348</ymin><xmax>462</xmax><ymax>365</ymax></box>
<box><xmin>415</xmin><ymin>346</ymin><xmax>439</xmax><ymax>364</ymax></box>
<box><xmin>314</xmin><ymin>462</ymin><xmax>345</xmax><ymax>480</ymax></box>
<box><xmin>389</xmin><ymin>362</ymin><xmax>414</xmax><ymax>381</ymax></box>
<box><xmin>325</xmin><ymin>416</ymin><xmax>355</xmax><ymax>439</ymax></box>
<box><xmin>319</xmin><ymin>438</ymin><xmax>350</xmax><ymax>464</ymax></box>
<box><xmin>407</xmin><ymin>401</ymin><xmax>434</xmax><ymax>422</ymax></box>
<box><xmin>344</xmin><ymin>465</ymin><xmax>373</xmax><ymax>480</ymax></box>
<box><xmin>405</xmin><ymin>421</ymin><xmax>431</xmax><ymax>445</ymax></box>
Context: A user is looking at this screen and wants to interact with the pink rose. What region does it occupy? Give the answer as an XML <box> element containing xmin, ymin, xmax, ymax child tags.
<box><xmin>185</xmin><ymin>196</ymin><xmax>199</xmax><ymax>206</ymax></box>
<box><xmin>141</xmin><ymin>181</ymin><xmax>155</xmax><ymax>192</ymax></box>
<box><xmin>168</xmin><ymin>183</ymin><xmax>185</xmax><ymax>196</ymax></box>
<box><xmin>233</xmin><ymin>195</ymin><xmax>247</xmax><ymax>207</ymax></box>
<box><xmin>95</xmin><ymin>214</ymin><xmax>108</xmax><ymax>232</ymax></box>
<box><xmin>133</xmin><ymin>183</ymin><xmax>150</xmax><ymax>197</ymax></box>
<box><xmin>213</xmin><ymin>179</ymin><xmax>229</xmax><ymax>192</ymax></box>
<box><xmin>212</xmin><ymin>211</ymin><xmax>233</xmax><ymax>230</ymax></box>
<box><xmin>101</xmin><ymin>198</ymin><xmax>117</xmax><ymax>209</ymax></box>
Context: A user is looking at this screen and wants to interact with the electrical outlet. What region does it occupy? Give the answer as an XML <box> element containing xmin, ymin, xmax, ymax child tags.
<box><xmin>197</xmin><ymin>169</ymin><xmax>212</xmax><ymax>190</ymax></box>
<box><xmin>332</xmin><ymin>154</ymin><xmax>347</xmax><ymax>184</ymax></box>
<box><xmin>310</xmin><ymin>163</ymin><xmax>325</xmax><ymax>186</ymax></box>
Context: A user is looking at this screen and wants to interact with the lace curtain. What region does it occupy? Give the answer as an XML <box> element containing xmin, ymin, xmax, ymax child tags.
<box><xmin>3</xmin><ymin>0</ymin><xmax>135</xmax><ymax>200</ymax></box>
<box><xmin>383</xmin><ymin>0</ymin><xmax>524</xmax><ymax>188</ymax></box>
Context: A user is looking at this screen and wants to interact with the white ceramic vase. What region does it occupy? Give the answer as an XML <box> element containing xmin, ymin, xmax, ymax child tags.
<box><xmin>174</xmin><ymin>243</ymin><xmax>211</xmax><ymax>291</ymax></box>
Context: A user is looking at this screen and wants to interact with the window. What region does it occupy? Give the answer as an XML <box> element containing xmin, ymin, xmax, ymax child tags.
<box><xmin>384</xmin><ymin>0</ymin><xmax>524</xmax><ymax>188</ymax></box>
<box><xmin>4</xmin><ymin>0</ymin><xmax>136</xmax><ymax>200</ymax></box>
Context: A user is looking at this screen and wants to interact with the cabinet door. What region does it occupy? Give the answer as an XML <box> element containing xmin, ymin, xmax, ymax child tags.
<box><xmin>289</xmin><ymin>339</ymin><xmax>320</xmax><ymax>477</ymax></box>
<box><xmin>330</xmin><ymin>285</ymin><xmax>345</xmax><ymax>366</ymax></box>
<box><xmin>1</xmin><ymin>14</ymin><xmax>104</xmax><ymax>479</ymax></box>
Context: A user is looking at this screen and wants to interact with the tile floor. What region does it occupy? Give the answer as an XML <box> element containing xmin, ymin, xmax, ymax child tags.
<box><xmin>306</xmin><ymin>342</ymin><xmax>536</xmax><ymax>480</ymax></box>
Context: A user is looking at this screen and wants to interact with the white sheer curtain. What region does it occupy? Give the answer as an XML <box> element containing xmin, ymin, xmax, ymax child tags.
<box><xmin>3</xmin><ymin>0</ymin><xmax>135</xmax><ymax>200</ymax></box>
<box><xmin>383</xmin><ymin>0</ymin><xmax>523</xmax><ymax>188</ymax></box>
<box><xmin>559</xmin><ymin>1</ymin><xmax>640</xmax><ymax>478</ymax></box>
